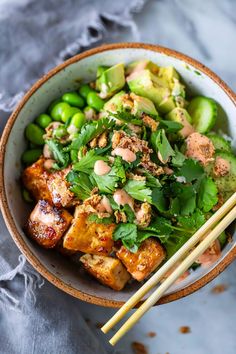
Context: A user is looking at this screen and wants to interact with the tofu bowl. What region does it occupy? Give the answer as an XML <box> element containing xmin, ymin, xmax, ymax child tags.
<box><xmin>1</xmin><ymin>43</ymin><xmax>236</xmax><ymax>307</ymax></box>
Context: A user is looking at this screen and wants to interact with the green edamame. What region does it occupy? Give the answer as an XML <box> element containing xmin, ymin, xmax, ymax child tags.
<box><xmin>70</xmin><ymin>107</ymin><xmax>81</xmax><ymax>116</ymax></box>
<box><xmin>62</xmin><ymin>92</ymin><xmax>85</xmax><ymax>108</ymax></box>
<box><xmin>21</xmin><ymin>149</ymin><xmax>42</xmax><ymax>164</ymax></box>
<box><xmin>51</xmin><ymin>102</ymin><xmax>72</xmax><ymax>122</ymax></box>
<box><xmin>48</xmin><ymin>98</ymin><xmax>62</xmax><ymax>114</ymax></box>
<box><xmin>25</xmin><ymin>123</ymin><xmax>45</xmax><ymax>145</ymax></box>
<box><xmin>70</xmin><ymin>112</ymin><xmax>86</xmax><ymax>129</ymax></box>
<box><xmin>86</xmin><ymin>92</ymin><xmax>105</xmax><ymax>111</ymax></box>
<box><xmin>79</xmin><ymin>84</ymin><xmax>94</xmax><ymax>99</ymax></box>
<box><xmin>35</xmin><ymin>113</ymin><xmax>52</xmax><ymax>128</ymax></box>
<box><xmin>22</xmin><ymin>189</ymin><xmax>33</xmax><ymax>203</ymax></box>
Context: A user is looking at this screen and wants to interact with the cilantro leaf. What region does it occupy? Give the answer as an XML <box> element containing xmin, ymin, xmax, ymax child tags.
<box><xmin>113</xmin><ymin>157</ymin><xmax>126</xmax><ymax>183</ymax></box>
<box><xmin>113</xmin><ymin>223</ymin><xmax>138</xmax><ymax>253</ymax></box>
<box><xmin>151</xmin><ymin>129</ymin><xmax>175</xmax><ymax>162</ymax></box>
<box><xmin>170</xmin><ymin>182</ymin><xmax>196</xmax><ymax>215</ymax></box>
<box><xmin>46</xmin><ymin>140</ymin><xmax>70</xmax><ymax>170</ymax></box>
<box><xmin>165</xmin><ymin>233</ymin><xmax>191</xmax><ymax>258</ymax></box>
<box><xmin>124</xmin><ymin>180</ymin><xmax>152</xmax><ymax>203</ymax></box>
<box><xmin>197</xmin><ymin>177</ymin><xmax>218</xmax><ymax>212</ymax></box>
<box><xmin>144</xmin><ymin>171</ymin><xmax>161</xmax><ymax>188</ymax></box>
<box><xmin>122</xmin><ymin>204</ymin><xmax>136</xmax><ymax>223</ymax></box>
<box><xmin>92</xmin><ymin>166</ymin><xmax>119</xmax><ymax>193</ymax></box>
<box><xmin>176</xmin><ymin>159</ymin><xmax>204</xmax><ymax>183</ymax></box>
<box><xmin>159</xmin><ymin>120</ymin><xmax>183</xmax><ymax>133</ymax></box>
<box><xmin>109</xmin><ymin>110</ymin><xmax>143</xmax><ymax>126</ymax></box>
<box><xmin>66</xmin><ymin>170</ymin><xmax>94</xmax><ymax>200</ymax></box>
<box><xmin>151</xmin><ymin>188</ymin><xmax>168</xmax><ymax>212</ymax></box>
<box><xmin>177</xmin><ymin>209</ymin><xmax>205</xmax><ymax>232</ymax></box>
<box><xmin>145</xmin><ymin>217</ymin><xmax>173</xmax><ymax>237</ymax></box>
<box><xmin>70</xmin><ymin>118</ymin><xmax>114</xmax><ymax>150</ymax></box>
<box><xmin>87</xmin><ymin>214</ymin><xmax>114</xmax><ymax>224</ymax></box>
<box><xmin>171</xmin><ymin>146</ymin><xmax>186</xmax><ymax>167</ymax></box>
<box><xmin>73</xmin><ymin>150</ymin><xmax>107</xmax><ymax>174</ymax></box>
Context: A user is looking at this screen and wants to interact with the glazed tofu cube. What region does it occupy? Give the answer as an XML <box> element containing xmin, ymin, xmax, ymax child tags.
<box><xmin>116</xmin><ymin>238</ymin><xmax>166</xmax><ymax>281</ymax></box>
<box><xmin>80</xmin><ymin>254</ymin><xmax>130</xmax><ymax>291</ymax></box>
<box><xmin>26</xmin><ymin>200</ymin><xmax>72</xmax><ymax>248</ymax></box>
<box><xmin>47</xmin><ymin>168</ymin><xmax>75</xmax><ymax>208</ymax></box>
<box><xmin>22</xmin><ymin>158</ymin><xmax>52</xmax><ymax>202</ymax></box>
<box><xmin>63</xmin><ymin>209</ymin><xmax>115</xmax><ymax>256</ymax></box>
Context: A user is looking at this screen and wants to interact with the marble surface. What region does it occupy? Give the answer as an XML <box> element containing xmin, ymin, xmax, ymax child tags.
<box><xmin>82</xmin><ymin>1</ymin><xmax>236</xmax><ymax>353</ymax></box>
<box><xmin>1</xmin><ymin>1</ymin><xmax>236</xmax><ymax>353</ymax></box>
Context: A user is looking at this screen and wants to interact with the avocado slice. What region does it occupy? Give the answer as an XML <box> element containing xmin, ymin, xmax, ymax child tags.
<box><xmin>166</xmin><ymin>107</ymin><xmax>194</xmax><ymax>138</ymax></box>
<box><xmin>103</xmin><ymin>91</ymin><xmax>127</xmax><ymax>113</ymax></box>
<box><xmin>127</xmin><ymin>69</ymin><xmax>172</xmax><ymax>113</ymax></box>
<box><xmin>96</xmin><ymin>63</ymin><xmax>125</xmax><ymax>98</ymax></box>
<box><xmin>126</xmin><ymin>60</ymin><xmax>159</xmax><ymax>75</ymax></box>
<box><xmin>158</xmin><ymin>66</ymin><xmax>180</xmax><ymax>82</ymax></box>
<box><xmin>130</xmin><ymin>93</ymin><xmax>158</xmax><ymax>117</ymax></box>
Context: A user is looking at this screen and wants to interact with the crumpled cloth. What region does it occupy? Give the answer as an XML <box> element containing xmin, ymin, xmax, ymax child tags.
<box><xmin>0</xmin><ymin>1</ymin><xmax>148</xmax><ymax>353</ymax></box>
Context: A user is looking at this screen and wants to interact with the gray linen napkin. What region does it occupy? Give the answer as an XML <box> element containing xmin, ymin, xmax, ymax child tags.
<box><xmin>0</xmin><ymin>1</ymin><xmax>148</xmax><ymax>353</ymax></box>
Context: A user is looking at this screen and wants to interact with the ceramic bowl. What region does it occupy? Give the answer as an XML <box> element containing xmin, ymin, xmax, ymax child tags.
<box><xmin>1</xmin><ymin>43</ymin><xmax>236</xmax><ymax>307</ymax></box>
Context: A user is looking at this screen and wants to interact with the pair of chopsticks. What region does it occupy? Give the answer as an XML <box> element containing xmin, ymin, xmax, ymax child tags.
<box><xmin>102</xmin><ymin>192</ymin><xmax>236</xmax><ymax>345</ymax></box>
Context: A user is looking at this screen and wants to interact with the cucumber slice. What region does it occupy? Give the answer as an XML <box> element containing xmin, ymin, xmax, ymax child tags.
<box><xmin>207</xmin><ymin>133</ymin><xmax>232</xmax><ymax>153</ymax></box>
<box><xmin>187</xmin><ymin>96</ymin><xmax>217</xmax><ymax>133</ymax></box>
<box><xmin>213</xmin><ymin>151</ymin><xmax>236</xmax><ymax>193</ymax></box>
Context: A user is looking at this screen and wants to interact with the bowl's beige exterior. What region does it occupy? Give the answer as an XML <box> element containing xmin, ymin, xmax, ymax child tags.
<box><xmin>0</xmin><ymin>43</ymin><xmax>236</xmax><ymax>308</ymax></box>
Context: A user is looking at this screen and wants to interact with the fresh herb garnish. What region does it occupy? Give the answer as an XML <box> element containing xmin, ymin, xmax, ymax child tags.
<box><xmin>151</xmin><ymin>129</ymin><xmax>175</xmax><ymax>163</ymax></box>
<box><xmin>46</xmin><ymin>140</ymin><xmax>70</xmax><ymax>170</ymax></box>
<box><xmin>124</xmin><ymin>180</ymin><xmax>152</xmax><ymax>203</ymax></box>
<box><xmin>73</xmin><ymin>150</ymin><xmax>107</xmax><ymax>174</ymax></box>
<box><xmin>87</xmin><ymin>214</ymin><xmax>114</xmax><ymax>224</ymax></box>
<box><xmin>92</xmin><ymin>166</ymin><xmax>119</xmax><ymax>193</ymax></box>
<box><xmin>197</xmin><ymin>177</ymin><xmax>218</xmax><ymax>212</ymax></box>
<box><xmin>66</xmin><ymin>170</ymin><xmax>94</xmax><ymax>200</ymax></box>
<box><xmin>176</xmin><ymin>159</ymin><xmax>204</xmax><ymax>183</ymax></box>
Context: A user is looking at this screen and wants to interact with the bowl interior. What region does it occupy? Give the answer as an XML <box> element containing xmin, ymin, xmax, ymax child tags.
<box><xmin>2</xmin><ymin>46</ymin><xmax>236</xmax><ymax>305</ymax></box>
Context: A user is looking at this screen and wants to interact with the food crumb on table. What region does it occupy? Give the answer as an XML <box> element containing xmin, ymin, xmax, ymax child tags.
<box><xmin>211</xmin><ymin>284</ymin><xmax>228</xmax><ymax>294</ymax></box>
<box><xmin>147</xmin><ymin>331</ymin><xmax>156</xmax><ymax>338</ymax></box>
<box><xmin>179</xmin><ymin>326</ymin><xmax>191</xmax><ymax>334</ymax></box>
<box><xmin>131</xmin><ymin>341</ymin><xmax>148</xmax><ymax>354</ymax></box>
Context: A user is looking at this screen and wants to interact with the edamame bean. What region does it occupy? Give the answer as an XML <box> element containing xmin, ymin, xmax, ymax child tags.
<box><xmin>71</xmin><ymin>112</ymin><xmax>86</xmax><ymax>129</ymax></box>
<box><xmin>35</xmin><ymin>113</ymin><xmax>52</xmax><ymax>128</ymax></box>
<box><xmin>62</xmin><ymin>92</ymin><xmax>85</xmax><ymax>108</ymax></box>
<box><xmin>83</xmin><ymin>106</ymin><xmax>97</xmax><ymax>120</ymax></box>
<box><xmin>79</xmin><ymin>84</ymin><xmax>94</xmax><ymax>99</ymax></box>
<box><xmin>51</xmin><ymin>102</ymin><xmax>72</xmax><ymax>122</ymax></box>
<box><xmin>69</xmin><ymin>107</ymin><xmax>81</xmax><ymax>116</ymax></box>
<box><xmin>86</xmin><ymin>92</ymin><xmax>105</xmax><ymax>111</ymax></box>
<box><xmin>25</xmin><ymin>123</ymin><xmax>45</xmax><ymax>145</ymax></box>
<box><xmin>21</xmin><ymin>149</ymin><xmax>42</xmax><ymax>164</ymax></box>
<box><xmin>53</xmin><ymin>126</ymin><xmax>67</xmax><ymax>139</ymax></box>
<box><xmin>48</xmin><ymin>98</ymin><xmax>62</xmax><ymax>114</ymax></box>
<box><xmin>22</xmin><ymin>189</ymin><xmax>33</xmax><ymax>203</ymax></box>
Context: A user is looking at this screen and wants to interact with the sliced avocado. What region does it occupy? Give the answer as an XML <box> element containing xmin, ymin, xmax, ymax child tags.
<box><xmin>96</xmin><ymin>66</ymin><xmax>109</xmax><ymax>78</ymax></box>
<box><xmin>130</xmin><ymin>93</ymin><xmax>158</xmax><ymax>117</ymax></box>
<box><xmin>158</xmin><ymin>66</ymin><xmax>180</xmax><ymax>82</ymax></box>
<box><xmin>166</xmin><ymin>107</ymin><xmax>194</xmax><ymax>138</ymax></box>
<box><xmin>171</xmin><ymin>78</ymin><xmax>185</xmax><ymax>98</ymax></box>
<box><xmin>96</xmin><ymin>63</ymin><xmax>125</xmax><ymax>98</ymax></box>
<box><xmin>213</xmin><ymin>151</ymin><xmax>236</xmax><ymax>193</ymax></box>
<box><xmin>103</xmin><ymin>91</ymin><xmax>127</xmax><ymax>113</ymax></box>
<box><xmin>159</xmin><ymin>96</ymin><xmax>176</xmax><ymax>113</ymax></box>
<box><xmin>127</xmin><ymin>69</ymin><xmax>171</xmax><ymax>113</ymax></box>
<box><xmin>207</xmin><ymin>132</ymin><xmax>232</xmax><ymax>153</ymax></box>
<box><xmin>126</xmin><ymin>60</ymin><xmax>159</xmax><ymax>75</ymax></box>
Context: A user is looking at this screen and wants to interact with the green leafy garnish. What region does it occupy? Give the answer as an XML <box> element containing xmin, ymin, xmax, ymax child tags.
<box><xmin>197</xmin><ymin>177</ymin><xmax>218</xmax><ymax>212</ymax></box>
<box><xmin>46</xmin><ymin>140</ymin><xmax>70</xmax><ymax>170</ymax></box>
<box><xmin>177</xmin><ymin>209</ymin><xmax>205</xmax><ymax>232</ymax></box>
<box><xmin>151</xmin><ymin>129</ymin><xmax>175</xmax><ymax>162</ymax></box>
<box><xmin>122</xmin><ymin>204</ymin><xmax>136</xmax><ymax>223</ymax></box>
<box><xmin>109</xmin><ymin>110</ymin><xmax>143</xmax><ymax>126</ymax></box>
<box><xmin>171</xmin><ymin>146</ymin><xmax>186</xmax><ymax>167</ymax></box>
<box><xmin>159</xmin><ymin>120</ymin><xmax>183</xmax><ymax>133</ymax></box>
<box><xmin>144</xmin><ymin>171</ymin><xmax>161</xmax><ymax>188</ymax></box>
<box><xmin>113</xmin><ymin>157</ymin><xmax>126</xmax><ymax>183</ymax></box>
<box><xmin>124</xmin><ymin>180</ymin><xmax>152</xmax><ymax>203</ymax></box>
<box><xmin>151</xmin><ymin>188</ymin><xmax>168</xmax><ymax>212</ymax></box>
<box><xmin>113</xmin><ymin>223</ymin><xmax>138</xmax><ymax>253</ymax></box>
<box><xmin>87</xmin><ymin>214</ymin><xmax>114</xmax><ymax>224</ymax></box>
<box><xmin>73</xmin><ymin>150</ymin><xmax>107</xmax><ymax>174</ymax></box>
<box><xmin>66</xmin><ymin>170</ymin><xmax>94</xmax><ymax>200</ymax></box>
<box><xmin>70</xmin><ymin>118</ymin><xmax>115</xmax><ymax>150</ymax></box>
<box><xmin>176</xmin><ymin>159</ymin><xmax>204</xmax><ymax>183</ymax></box>
<box><xmin>170</xmin><ymin>183</ymin><xmax>196</xmax><ymax>215</ymax></box>
<box><xmin>92</xmin><ymin>166</ymin><xmax>119</xmax><ymax>193</ymax></box>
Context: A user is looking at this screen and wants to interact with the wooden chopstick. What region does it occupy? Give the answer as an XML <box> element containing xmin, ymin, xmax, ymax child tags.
<box><xmin>101</xmin><ymin>192</ymin><xmax>236</xmax><ymax>336</ymax></box>
<box><xmin>108</xmin><ymin>204</ymin><xmax>236</xmax><ymax>345</ymax></box>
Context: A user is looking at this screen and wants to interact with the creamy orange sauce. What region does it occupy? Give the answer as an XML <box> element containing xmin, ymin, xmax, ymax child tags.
<box><xmin>44</xmin><ymin>159</ymin><xmax>55</xmax><ymax>170</ymax></box>
<box><xmin>43</xmin><ymin>144</ymin><xmax>53</xmax><ymax>159</ymax></box>
<box><xmin>112</xmin><ymin>147</ymin><xmax>136</xmax><ymax>163</ymax></box>
<box><xmin>113</xmin><ymin>189</ymin><xmax>134</xmax><ymax>210</ymax></box>
<box><xmin>197</xmin><ymin>240</ymin><xmax>221</xmax><ymax>267</ymax></box>
<box><xmin>186</xmin><ymin>132</ymin><xmax>215</xmax><ymax>165</ymax></box>
<box><xmin>94</xmin><ymin>160</ymin><xmax>111</xmax><ymax>176</ymax></box>
<box><xmin>97</xmin><ymin>196</ymin><xmax>113</xmax><ymax>214</ymax></box>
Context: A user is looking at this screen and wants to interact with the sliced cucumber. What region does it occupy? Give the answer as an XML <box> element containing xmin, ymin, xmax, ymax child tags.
<box><xmin>187</xmin><ymin>96</ymin><xmax>217</xmax><ymax>133</ymax></box>
<box><xmin>207</xmin><ymin>132</ymin><xmax>232</xmax><ymax>153</ymax></box>
<box><xmin>213</xmin><ymin>151</ymin><xmax>236</xmax><ymax>193</ymax></box>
